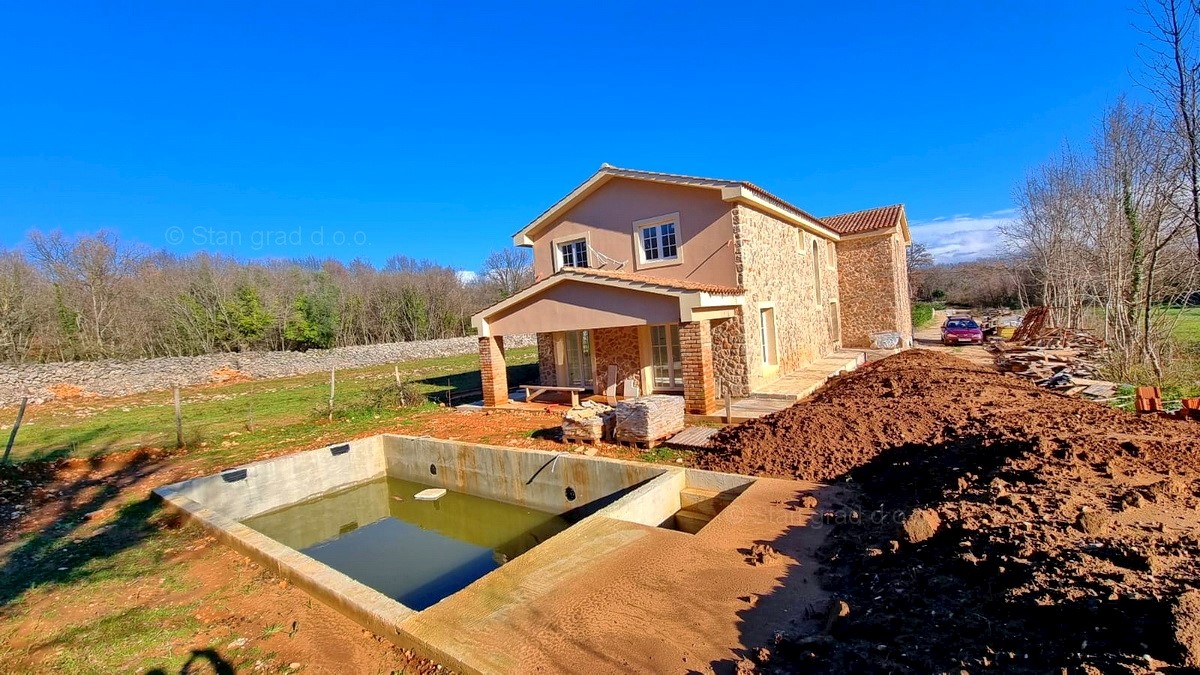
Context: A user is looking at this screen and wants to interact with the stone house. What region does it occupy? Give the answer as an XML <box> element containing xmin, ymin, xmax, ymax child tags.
<box><xmin>471</xmin><ymin>165</ymin><xmax>912</xmax><ymax>414</ymax></box>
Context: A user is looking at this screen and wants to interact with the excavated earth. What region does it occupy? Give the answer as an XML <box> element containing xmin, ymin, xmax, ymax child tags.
<box><xmin>697</xmin><ymin>349</ymin><xmax>1200</xmax><ymax>673</ymax></box>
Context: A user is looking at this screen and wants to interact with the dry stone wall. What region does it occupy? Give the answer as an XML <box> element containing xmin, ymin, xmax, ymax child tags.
<box><xmin>0</xmin><ymin>334</ymin><xmax>536</xmax><ymax>406</ymax></box>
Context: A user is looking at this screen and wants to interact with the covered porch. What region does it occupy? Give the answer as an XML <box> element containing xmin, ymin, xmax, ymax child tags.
<box><xmin>471</xmin><ymin>269</ymin><xmax>745</xmax><ymax>414</ymax></box>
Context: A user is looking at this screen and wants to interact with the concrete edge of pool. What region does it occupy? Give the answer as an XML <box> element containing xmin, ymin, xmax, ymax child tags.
<box><xmin>154</xmin><ymin>435</ymin><xmax>837</xmax><ymax>674</ymax></box>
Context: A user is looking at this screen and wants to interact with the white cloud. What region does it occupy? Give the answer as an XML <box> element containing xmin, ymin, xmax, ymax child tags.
<box><xmin>456</xmin><ymin>270</ymin><xmax>479</xmax><ymax>283</ymax></box>
<box><xmin>910</xmin><ymin>209</ymin><xmax>1016</xmax><ymax>264</ymax></box>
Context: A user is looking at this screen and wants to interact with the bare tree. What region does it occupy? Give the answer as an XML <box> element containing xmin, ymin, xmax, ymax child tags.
<box><xmin>480</xmin><ymin>247</ymin><xmax>534</xmax><ymax>300</ymax></box>
<box><xmin>1140</xmin><ymin>0</ymin><xmax>1200</xmax><ymax>256</ymax></box>
<box><xmin>906</xmin><ymin>241</ymin><xmax>935</xmax><ymax>299</ymax></box>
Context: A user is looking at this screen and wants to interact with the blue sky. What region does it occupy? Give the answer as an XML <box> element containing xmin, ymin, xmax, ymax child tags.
<box><xmin>0</xmin><ymin>1</ymin><xmax>1149</xmax><ymax>267</ymax></box>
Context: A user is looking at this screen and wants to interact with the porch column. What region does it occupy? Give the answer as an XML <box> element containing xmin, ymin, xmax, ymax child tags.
<box><xmin>680</xmin><ymin>320</ymin><xmax>718</xmax><ymax>414</ymax></box>
<box><xmin>479</xmin><ymin>335</ymin><xmax>508</xmax><ymax>406</ymax></box>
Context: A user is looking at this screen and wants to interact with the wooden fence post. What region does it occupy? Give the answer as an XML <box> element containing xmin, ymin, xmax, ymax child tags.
<box><xmin>2</xmin><ymin>397</ymin><xmax>28</xmax><ymax>464</ymax></box>
<box><xmin>329</xmin><ymin>367</ymin><xmax>336</xmax><ymax>422</ymax></box>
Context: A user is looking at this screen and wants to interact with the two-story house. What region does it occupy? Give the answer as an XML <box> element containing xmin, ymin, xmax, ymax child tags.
<box><xmin>471</xmin><ymin>165</ymin><xmax>912</xmax><ymax>414</ymax></box>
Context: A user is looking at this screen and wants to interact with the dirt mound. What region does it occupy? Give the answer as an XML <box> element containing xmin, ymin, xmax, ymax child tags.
<box><xmin>702</xmin><ymin>350</ymin><xmax>1198</xmax><ymax>481</ymax></box>
<box><xmin>697</xmin><ymin>349</ymin><xmax>1200</xmax><ymax>672</ymax></box>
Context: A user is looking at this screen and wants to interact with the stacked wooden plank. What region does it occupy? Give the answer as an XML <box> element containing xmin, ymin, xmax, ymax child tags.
<box><xmin>614</xmin><ymin>395</ymin><xmax>686</xmax><ymax>445</ymax></box>
<box><xmin>990</xmin><ymin>322</ymin><xmax>1115</xmax><ymax>400</ymax></box>
<box><xmin>562</xmin><ymin>403</ymin><xmax>615</xmax><ymax>443</ymax></box>
<box><xmin>1010</xmin><ymin>305</ymin><xmax>1050</xmax><ymax>342</ymax></box>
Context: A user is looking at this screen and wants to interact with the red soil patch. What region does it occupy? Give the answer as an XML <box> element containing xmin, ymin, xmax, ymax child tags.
<box><xmin>697</xmin><ymin>349</ymin><xmax>1200</xmax><ymax>672</ymax></box>
<box><xmin>45</xmin><ymin>382</ymin><xmax>92</xmax><ymax>400</ymax></box>
<box><xmin>209</xmin><ymin>365</ymin><xmax>251</xmax><ymax>384</ymax></box>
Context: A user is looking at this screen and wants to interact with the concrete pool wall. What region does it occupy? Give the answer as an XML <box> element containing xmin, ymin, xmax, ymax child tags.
<box><xmin>153</xmin><ymin>434</ymin><xmax>759</xmax><ymax>672</ymax></box>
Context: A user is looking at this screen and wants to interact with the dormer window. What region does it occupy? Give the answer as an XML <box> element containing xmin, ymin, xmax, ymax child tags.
<box><xmin>556</xmin><ymin>237</ymin><xmax>589</xmax><ymax>270</ymax></box>
<box><xmin>633</xmin><ymin>213</ymin><xmax>682</xmax><ymax>269</ymax></box>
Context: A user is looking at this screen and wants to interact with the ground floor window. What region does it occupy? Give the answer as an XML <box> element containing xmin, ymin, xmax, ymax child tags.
<box><xmin>650</xmin><ymin>324</ymin><xmax>683</xmax><ymax>390</ymax></box>
<box><xmin>760</xmin><ymin>308</ymin><xmax>778</xmax><ymax>366</ymax></box>
<box><xmin>562</xmin><ymin>330</ymin><xmax>592</xmax><ymax>388</ymax></box>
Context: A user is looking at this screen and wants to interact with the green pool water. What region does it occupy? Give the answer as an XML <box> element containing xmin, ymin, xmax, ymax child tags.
<box><xmin>241</xmin><ymin>476</ymin><xmax>571</xmax><ymax>610</ymax></box>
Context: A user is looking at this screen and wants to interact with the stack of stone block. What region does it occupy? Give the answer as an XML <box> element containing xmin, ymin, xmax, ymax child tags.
<box><xmin>614</xmin><ymin>395</ymin><xmax>685</xmax><ymax>444</ymax></box>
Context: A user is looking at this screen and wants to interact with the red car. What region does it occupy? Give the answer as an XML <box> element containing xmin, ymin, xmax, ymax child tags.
<box><xmin>942</xmin><ymin>317</ymin><xmax>984</xmax><ymax>345</ymax></box>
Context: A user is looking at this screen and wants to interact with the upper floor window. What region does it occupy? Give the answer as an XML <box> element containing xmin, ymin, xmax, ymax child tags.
<box><xmin>633</xmin><ymin>213</ymin><xmax>681</xmax><ymax>268</ymax></box>
<box><xmin>557</xmin><ymin>237</ymin><xmax>588</xmax><ymax>270</ymax></box>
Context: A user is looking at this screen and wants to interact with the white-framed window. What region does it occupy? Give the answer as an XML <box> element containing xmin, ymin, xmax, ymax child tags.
<box><xmin>556</xmin><ymin>237</ymin><xmax>589</xmax><ymax>270</ymax></box>
<box><xmin>759</xmin><ymin>307</ymin><xmax>778</xmax><ymax>366</ymax></box>
<box><xmin>633</xmin><ymin>213</ymin><xmax>681</xmax><ymax>268</ymax></box>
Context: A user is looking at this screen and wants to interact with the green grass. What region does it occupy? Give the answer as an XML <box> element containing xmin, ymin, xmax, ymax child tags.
<box><xmin>911</xmin><ymin>302</ymin><xmax>935</xmax><ymax>328</ymax></box>
<box><xmin>1171</xmin><ymin>307</ymin><xmax>1200</xmax><ymax>345</ymax></box>
<box><xmin>638</xmin><ymin>446</ymin><xmax>690</xmax><ymax>464</ymax></box>
<box><xmin>1</xmin><ymin>346</ymin><xmax>538</xmax><ymax>467</ymax></box>
<box><xmin>48</xmin><ymin>604</ymin><xmax>202</xmax><ymax>674</ymax></box>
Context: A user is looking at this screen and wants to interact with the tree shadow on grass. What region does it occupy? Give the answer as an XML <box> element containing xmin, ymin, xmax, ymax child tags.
<box><xmin>147</xmin><ymin>649</ymin><xmax>236</xmax><ymax>675</ymax></box>
<box><xmin>14</xmin><ymin>425</ymin><xmax>117</xmax><ymax>463</ymax></box>
<box><xmin>0</xmin><ymin>450</ymin><xmax>175</xmax><ymax>607</ymax></box>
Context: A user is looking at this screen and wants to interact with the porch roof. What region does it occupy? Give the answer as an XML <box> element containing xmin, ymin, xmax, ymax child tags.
<box><xmin>471</xmin><ymin>268</ymin><xmax>744</xmax><ymax>337</ymax></box>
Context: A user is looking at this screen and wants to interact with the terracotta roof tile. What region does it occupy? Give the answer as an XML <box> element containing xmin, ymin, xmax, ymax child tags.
<box><xmin>557</xmin><ymin>266</ymin><xmax>744</xmax><ymax>295</ymax></box>
<box><xmin>821</xmin><ymin>204</ymin><xmax>905</xmax><ymax>235</ymax></box>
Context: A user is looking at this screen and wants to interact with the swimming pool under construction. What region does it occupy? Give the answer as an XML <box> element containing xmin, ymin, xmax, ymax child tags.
<box><xmin>154</xmin><ymin>434</ymin><xmax>837</xmax><ymax>674</ymax></box>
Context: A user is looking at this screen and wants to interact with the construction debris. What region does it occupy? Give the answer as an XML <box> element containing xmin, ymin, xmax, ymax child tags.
<box><xmin>614</xmin><ymin>395</ymin><xmax>685</xmax><ymax>445</ymax></box>
<box><xmin>1009</xmin><ymin>305</ymin><xmax>1050</xmax><ymax>342</ymax></box>
<box><xmin>988</xmin><ymin>310</ymin><xmax>1115</xmax><ymax>400</ymax></box>
<box><xmin>561</xmin><ymin>403</ymin><xmax>615</xmax><ymax>443</ymax></box>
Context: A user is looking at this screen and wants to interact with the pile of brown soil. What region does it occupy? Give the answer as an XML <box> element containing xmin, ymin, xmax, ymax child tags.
<box><xmin>697</xmin><ymin>350</ymin><xmax>1200</xmax><ymax>672</ymax></box>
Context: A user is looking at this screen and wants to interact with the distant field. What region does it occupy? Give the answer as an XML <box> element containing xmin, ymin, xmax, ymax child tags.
<box><xmin>1173</xmin><ymin>307</ymin><xmax>1200</xmax><ymax>345</ymax></box>
<box><xmin>0</xmin><ymin>346</ymin><xmax>538</xmax><ymax>466</ymax></box>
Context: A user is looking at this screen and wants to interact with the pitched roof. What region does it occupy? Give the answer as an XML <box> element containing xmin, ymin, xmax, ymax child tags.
<box><xmin>822</xmin><ymin>204</ymin><xmax>906</xmax><ymax>236</ymax></box>
<box><xmin>557</xmin><ymin>266</ymin><xmax>744</xmax><ymax>295</ymax></box>
<box><xmin>513</xmin><ymin>164</ymin><xmax>839</xmax><ymax>245</ymax></box>
<box><xmin>595</xmin><ymin>165</ymin><xmax>828</xmax><ymax>229</ymax></box>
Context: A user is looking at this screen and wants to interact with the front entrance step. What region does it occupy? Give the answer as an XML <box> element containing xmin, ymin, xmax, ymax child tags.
<box><xmin>679</xmin><ymin>488</ymin><xmax>736</xmax><ymax>518</ymax></box>
<box><xmin>672</xmin><ymin>509</ymin><xmax>713</xmax><ymax>535</ymax></box>
<box><xmin>747</xmin><ymin>392</ymin><xmax>801</xmax><ymax>402</ymax></box>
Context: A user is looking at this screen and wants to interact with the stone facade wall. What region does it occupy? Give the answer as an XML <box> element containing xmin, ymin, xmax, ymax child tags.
<box><xmin>592</xmin><ymin>326</ymin><xmax>642</xmax><ymax>395</ymax></box>
<box><xmin>732</xmin><ymin>205</ymin><xmax>840</xmax><ymax>392</ymax></box>
<box><xmin>536</xmin><ymin>333</ymin><xmax>557</xmax><ymax>386</ymax></box>
<box><xmin>892</xmin><ymin>233</ymin><xmax>914</xmax><ymax>345</ymax></box>
<box><xmin>0</xmin><ymin>334</ymin><xmax>536</xmax><ymax>406</ymax></box>
<box><xmin>835</xmin><ymin>233</ymin><xmax>904</xmax><ymax>348</ymax></box>
<box><xmin>710</xmin><ymin>313</ymin><xmax>749</xmax><ymax>397</ymax></box>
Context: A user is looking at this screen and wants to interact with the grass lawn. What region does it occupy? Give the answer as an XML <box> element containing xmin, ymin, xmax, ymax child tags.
<box><xmin>1</xmin><ymin>346</ymin><xmax>538</xmax><ymax>468</ymax></box>
<box><xmin>1172</xmin><ymin>307</ymin><xmax>1200</xmax><ymax>345</ymax></box>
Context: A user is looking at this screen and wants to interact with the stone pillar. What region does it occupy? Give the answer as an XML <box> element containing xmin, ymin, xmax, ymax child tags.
<box><xmin>680</xmin><ymin>320</ymin><xmax>718</xmax><ymax>414</ymax></box>
<box><xmin>479</xmin><ymin>336</ymin><xmax>508</xmax><ymax>407</ymax></box>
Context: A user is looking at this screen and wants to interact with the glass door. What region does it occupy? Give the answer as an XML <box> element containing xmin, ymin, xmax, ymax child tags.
<box><xmin>563</xmin><ymin>330</ymin><xmax>593</xmax><ymax>388</ymax></box>
<box><xmin>650</xmin><ymin>325</ymin><xmax>683</xmax><ymax>390</ymax></box>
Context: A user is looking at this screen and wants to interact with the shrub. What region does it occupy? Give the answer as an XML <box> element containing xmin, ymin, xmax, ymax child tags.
<box><xmin>912</xmin><ymin>302</ymin><xmax>935</xmax><ymax>328</ymax></box>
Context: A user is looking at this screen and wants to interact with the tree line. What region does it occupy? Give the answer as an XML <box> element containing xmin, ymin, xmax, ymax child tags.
<box><xmin>997</xmin><ymin>0</ymin><xmax>1200</xmax><ymax>378</ymax></box>
<box><xmin>0</xmin><ymin>230</ymin><xmax>533</xmax><ymax>362</ymax></box>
